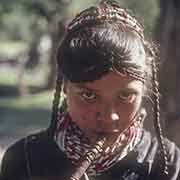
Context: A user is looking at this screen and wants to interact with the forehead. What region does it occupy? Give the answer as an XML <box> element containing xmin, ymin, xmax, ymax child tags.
<box><xmin>73</xmin><ymin>71</ymin><xmax>143</xmax><ymax>93</ymax></box>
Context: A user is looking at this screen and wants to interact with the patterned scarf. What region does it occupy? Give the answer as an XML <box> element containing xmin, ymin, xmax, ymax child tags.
<box><xmin>54</xmin><ymin>112</ymin><xmax>143</xmax><ymax>176</ymax></box>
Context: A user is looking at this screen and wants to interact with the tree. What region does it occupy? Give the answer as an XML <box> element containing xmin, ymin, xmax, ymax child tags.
<box><xmin>0</xmin><ymin>0</ymin><xmax>72</xmax><ymax>93</ymax></box>
<box><xmin>155</xmin><ymin>0</ymin><xmax>180</xmax><ymax>145</ymax></box>
<box><xmin>119</xmin><ymin>0</ymin><xmax>159</xmax><ymax>37</ymax></box>
<box><xmin>18</xmin><ymin>0</ymin><xmax>73</xmax><ymax>89</ymax></box>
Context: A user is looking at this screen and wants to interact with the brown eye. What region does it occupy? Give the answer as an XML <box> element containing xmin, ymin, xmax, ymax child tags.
<box><xmin>80</xmin><ymin>91</ymin><xmax>97</xmax><ymax>101</ymax></box>
<box><xmin>118</xmin><ymin>91</ymin><xmax>137</xmax><ymax>103</ymax></box>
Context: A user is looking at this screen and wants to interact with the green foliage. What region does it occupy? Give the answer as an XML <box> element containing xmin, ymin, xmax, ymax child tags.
<box><xmin>67</xmin><ymin>0</ymin><xmax>98</xmax><ymax>16</ymax></box>
<box><xmin>0</xmin><ymin>0</ymin><xmax>69</xmax><ymax>42</ymax></box>
<box><xmin>0</xmin><ymin>4</ymin><xmax>48</xmax><ymax>42</ymax></box>
<box><xmin>117</xmin><ymin>0</ymin><xmax>159</xmax><ymax>37</ymax></box>
<box><xmin>0</xmin><ymin>0</ymin><xmax>159</xmax><ymax>43</ymax></box>
<box><xmin>20</xmin><ymin>0</ymin><xmax>66</xmax><ymax>20</ymax></box>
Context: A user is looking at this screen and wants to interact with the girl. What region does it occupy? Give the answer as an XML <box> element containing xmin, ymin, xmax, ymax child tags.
<box><xmin>1</xmin><ymin>1</ymin><xmax>180</xmax><ymax>180</ymax></box>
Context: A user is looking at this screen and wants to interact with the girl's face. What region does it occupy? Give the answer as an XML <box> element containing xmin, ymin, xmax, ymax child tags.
<box><xmin>64</xmin><ymin>71</ymin><xmax>144</xmax><ymax>143</ymax></box>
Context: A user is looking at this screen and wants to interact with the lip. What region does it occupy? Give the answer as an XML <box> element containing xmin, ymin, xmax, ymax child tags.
<box><xmin>94</xmin><ymin>130</ymin><xmax>121</xmax><ymax>147</ymax></box>
<box><xmin>96</xmin><ymin>129</ymin><xmax>120</xmax><ymax>133</ymax></box>
<box><xmin>95</xmin><ymin>127</ymin><xmax>121</xmax><ymax>133</ymax></box>
<box><xmin>94</xmin><ymin>129</ymin><xmax>120</xmax><ymax>138</ymax></box>
<box><xmin>88</xmin><ymin>130</ymin><xmax>121</xmax><ymax>146</ymax></box>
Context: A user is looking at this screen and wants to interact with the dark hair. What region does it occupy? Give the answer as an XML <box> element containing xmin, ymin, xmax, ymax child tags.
<box><xmin>57</xmin><ymin>22</ymin><xmax>147</xmax><ymax>83</ymax></box>
<box><xmin>49</xmin><ymin>0</ymin><xmax>168</xmax><ymax>176</ymax></box>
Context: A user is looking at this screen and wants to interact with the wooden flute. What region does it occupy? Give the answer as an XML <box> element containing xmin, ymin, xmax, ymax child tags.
<box><xmin>68</xmin><ymin>137</ymin><xmax>106</xmax><ymax>180</ymax></box>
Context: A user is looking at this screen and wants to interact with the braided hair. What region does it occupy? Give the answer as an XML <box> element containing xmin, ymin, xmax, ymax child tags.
<box><xmin>145</xmin><ymin>42</ymin><xmax>168</xmax><ymax>175</ymax></box>
<box><xmin>49</xmin><ymin>0</ymin><xmax>168</xmax><ymax>175</ymax></box>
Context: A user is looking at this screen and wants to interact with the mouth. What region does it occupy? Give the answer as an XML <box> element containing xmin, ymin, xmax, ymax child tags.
<box><xmin>93</xmin><ymin>129</ymin><xmax>121</xmax><ymax>143</ymax></box>
<box><xmin>95</xmin><ymin>128</ymin><xmax>121</xmax><ymax>136</ymax></box>
<box><xmin>87</xmin><ymin>129</ymin><xmax>122</xmax><ymax>145</ymax></box>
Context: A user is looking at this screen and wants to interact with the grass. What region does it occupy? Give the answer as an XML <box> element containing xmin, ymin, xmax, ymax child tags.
<box><xmin>0</xmin><ymin>90</ymin><xmax>53</xmax><ymax>138</ymax></box>
<box><xmin>0</xmin><ymin>41</ymin><xmax>27</xmax><ymax>57</ymax></box>
<box><xmin>0</xmin><ymin>71</ymin><xmax>18</xmax><ymax>86</ymax></box>
<box><xmin>0</xmin><ymin>91</ymin><xmax>52</xmax><ymax>109</ymax></box>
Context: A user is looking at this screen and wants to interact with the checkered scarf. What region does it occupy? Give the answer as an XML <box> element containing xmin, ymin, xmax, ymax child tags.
<box><xmin>54</xmin><ymin>112</ymin><xmax>142</xmax><ymax>176</ymax></box>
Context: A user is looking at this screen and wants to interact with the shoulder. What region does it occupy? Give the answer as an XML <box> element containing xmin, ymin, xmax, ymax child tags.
<box><xmin>0</xmin><ymin>130</ymin><xmax>74</xmax><ymax>180</ymax></box>
<box><xmin>142</xmin><ymin>131</ymin><xmax>180</xmax><ymax>180</ymax></box>
<box><xmin>132</xmin><ymin>130</ymin><xmax>180</xmax><ymax>179</ymax></box>
<box><xmin>136</xmin><ymin>130</ymin><xmax>180</xmax><ymax>161</ymax></box>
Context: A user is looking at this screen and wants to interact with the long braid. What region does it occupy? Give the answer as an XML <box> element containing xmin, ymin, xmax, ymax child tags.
<box><xmin>150</xmin><ymin>43</ymin><xmax>168</xmax><ymax>175</ymax></box>
<box><xmin>48</xmin><ymin>70</ymin><xmax>63</xmax><ymax>138</ymax></box>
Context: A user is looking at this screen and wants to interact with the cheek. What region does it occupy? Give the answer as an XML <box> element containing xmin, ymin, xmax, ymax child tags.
<box><xmin>66</xmin><ymin>94</ymin><xmax>97</xmax><ymax>129</ymax></box>
<box><xmin>118</xmin><ymin>97</ymin><xmax>142</xmax><ymax>126</ymax></box>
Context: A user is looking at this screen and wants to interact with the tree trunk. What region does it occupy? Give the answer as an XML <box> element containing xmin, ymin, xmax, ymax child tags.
<box><xmin>17</xmin><ymin>35</ymin><xmax>41</xmax><ymax>97</ymax></box>
<box><xmin>155</xmin><ymin>0</ymin><xmax>180</xmax><ymax>145</ymax></box>
<box><xmin>45</xmin><ymin>16</ymin><xmax>66</xmax><ymax>89</ymax></box>
<box><xmin>45</xmin><ymin>0</ymin><xmax>72</xmax><ymax>89</ymax></box>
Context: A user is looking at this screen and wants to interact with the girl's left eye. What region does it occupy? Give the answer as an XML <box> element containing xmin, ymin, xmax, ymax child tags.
<box><xmin>118</xmin><ymin>91</ymin><xmax>137</xmax><ymax>103</ymax></box>
<box><xmin>80</xmin><ymin>91</ymin><xmax>97</xmax><ymax>101</ymax></box>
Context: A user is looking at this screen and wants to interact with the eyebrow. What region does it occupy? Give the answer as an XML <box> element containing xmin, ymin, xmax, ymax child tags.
<box><xmin>119</xmin><ymin>87</ymin><xmax>139</xmax><ymax>95</ymax></box>
<box><xmin>73</xmin><ymin>83</ymin><xmax>139</xmax><ymax>95</ymax></box>
<box><xmin>73</xmin><ymin>84</ymin><xmax>100</xmax><ymax>92</ymax></box>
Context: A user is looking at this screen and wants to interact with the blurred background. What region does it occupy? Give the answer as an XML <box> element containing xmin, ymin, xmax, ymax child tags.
<box><xmin>0</xmin><ymin>0</ymin><xmax>180</xmax><ymax>164</ymax></box>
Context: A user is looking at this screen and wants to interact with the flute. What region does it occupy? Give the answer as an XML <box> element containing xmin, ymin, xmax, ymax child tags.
<box><xmin>69</xmin><ymin>137</ymin><xmax>106</xmax><ymax>180</ymax></box>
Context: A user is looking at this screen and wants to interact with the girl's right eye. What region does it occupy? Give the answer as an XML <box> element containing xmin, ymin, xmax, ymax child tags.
<box><xmin>79</xmin><ymin>91</ymin><xmax>97</xmax><ymax>102</ymax></box>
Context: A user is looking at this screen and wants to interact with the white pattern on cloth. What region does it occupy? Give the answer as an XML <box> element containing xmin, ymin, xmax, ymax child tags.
<box><xmin>54</xmin><ymin>112</ymin><xmax>142</xmax><ymax>176</ymax></box>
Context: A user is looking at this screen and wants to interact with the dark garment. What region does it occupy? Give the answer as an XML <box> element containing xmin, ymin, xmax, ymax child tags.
<box><xmin>0</xmin><ymin>129</ymin><xmax>180</xmax><ymax>180</ymax></box>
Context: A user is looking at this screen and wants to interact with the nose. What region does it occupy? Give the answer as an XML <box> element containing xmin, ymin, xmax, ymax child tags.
<box><xmin>98</xmin><ymin>102</ymin><xmax>120</xmax><ymax>121</ymax></box>
<box><xmin>96</xmin><ymin>111</ymin><xmax>120</xmax><ymax>122</ymax></box>
<box><xmin>96</xmin><ymin>103</ymin><xmax>120</xmax><ymax>132</ymax></box>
